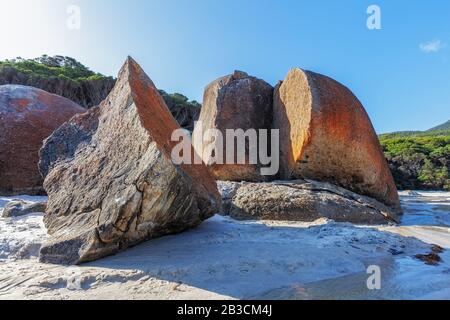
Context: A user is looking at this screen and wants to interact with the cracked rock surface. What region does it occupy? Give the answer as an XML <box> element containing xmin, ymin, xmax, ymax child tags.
<box><xmin>38</xmin><ymin>57</ymin><xmax>220</xmax><ymax>265</ymax></box>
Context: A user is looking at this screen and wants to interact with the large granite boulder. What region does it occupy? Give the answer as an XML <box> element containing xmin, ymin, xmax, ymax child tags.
<box><xmin>273</xmin><ymin>68</ymin><xmax>401</xmax><ymax>213</ymax></box>
<box><xmin>0</xmin><ymin>85</ymin><xmax>85</xmax><ymax>196</ymax></box>
<box><xmin>218</xmin><ymin>180</ymin><xmax>399</xmax><ymax>225</ymax></box>
<box><xmin>38</xmin><ymin>57</ymin><xmax>221</xmax><ymax>265</ymax></box>
<box><xmin>193</xmin><ymin>71</ymin><xmax>274</xmax><ymax>182</ymax></box>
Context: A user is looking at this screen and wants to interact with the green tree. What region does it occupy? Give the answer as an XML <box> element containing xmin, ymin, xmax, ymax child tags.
<box><xmin>419</xmin><ymin>160</ymin><xmax>450</xmax><ymax>188</ymax></box>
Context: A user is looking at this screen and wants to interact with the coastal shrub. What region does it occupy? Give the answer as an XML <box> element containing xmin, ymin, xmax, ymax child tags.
<box><xmin>380</xmin><ymin>133</ymin><xmax>450</xmax><ymax>190</ymax></box>
<box><xmin>0</xmin><ymin>55</ymin><xmax>114</xmax><ymax>84</ymax></box>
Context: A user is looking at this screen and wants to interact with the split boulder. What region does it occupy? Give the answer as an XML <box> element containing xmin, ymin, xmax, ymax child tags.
<box><xmin>219</xmin><ymin>179</ymin><xmax>400</xmax><ymax>224</ymax></box>
<box><xmin>193</xmin><ymin>71</ymin><xmax>274</xmax><ymax>182</ymax></box>
<box><xmin>273</xmin><ymin>68</ymin><xmax>401</xmax><ymax>213</ymax></box>
<box><xmin>38</xmin><ymin>57</ymin><xmax>221</xmax><ymax>265</ymax></box>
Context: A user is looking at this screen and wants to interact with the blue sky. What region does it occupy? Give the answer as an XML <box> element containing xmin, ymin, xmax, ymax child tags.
<box><xmin>0</xmin><ymin>0</ymin><xmax>449</xmax><ymax>133</ymax></box>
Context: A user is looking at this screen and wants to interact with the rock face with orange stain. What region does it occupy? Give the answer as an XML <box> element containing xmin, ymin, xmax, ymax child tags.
<box><xmin>0</xmin><ymin>85</ymin><xmax>84</xmax><ymax>196</ymax></box>
<box><xmin>273</xmin><ymin>68</ymin><xmax>401</xmax><ymax>214</ymax></box>
<box><xmin>39</xmin><ymin>57</ymin><xmax>221</xmax><ymax>265</ymax></box>
<box><xmin>193</xmin><ymin>71</ymin><xmax>274</xmax><ymax>182</ymax></box>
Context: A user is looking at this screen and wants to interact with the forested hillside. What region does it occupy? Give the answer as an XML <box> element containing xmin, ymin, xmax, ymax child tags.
<box><xmin>0</xmin><ymin>55</ymin><xmax>200</xmax><ymax>129</ymax></box>
<box><xmin>380</xmin><ymin>125</ymin><xmax>450</xmax><ymax>191</ymax></box>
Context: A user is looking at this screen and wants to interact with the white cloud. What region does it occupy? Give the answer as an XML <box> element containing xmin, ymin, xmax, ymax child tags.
<box><xmin>420</xmin><ymin>40</ymin><xmax>445</xmax><ymax>53</ymax></box>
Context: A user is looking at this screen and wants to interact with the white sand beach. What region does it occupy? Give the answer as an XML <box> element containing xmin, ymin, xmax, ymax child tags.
<box><xmin>0</xmin><ymin>192</ymin><xmax>449</xmax><ymax>300</ymax></box>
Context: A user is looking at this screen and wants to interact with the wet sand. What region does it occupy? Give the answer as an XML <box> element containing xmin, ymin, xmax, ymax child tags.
<box><xmin>0</xmin><ymin>192</ymin><xmax>449</xmax><ymax>300</ymax></box>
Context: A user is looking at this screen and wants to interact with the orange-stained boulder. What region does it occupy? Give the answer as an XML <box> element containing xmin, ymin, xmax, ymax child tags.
<box><xmin>0</xmin><ymin>85</ymin><xmax>84</xmax><ymax>195</ymax></box>
<box><xmin>273</xmin><ymin>68</ymin><xmax>401</xmax><ymax>212</ymax></box>
<box><xmin>193</xmin><ymin>71</ymin><xmax>274</xmax><ymax>182</ymax></box>
<box><xmin>39</xmin><ymin>57</ymin><xmax>221</xmax><ymax>265</ymax></box>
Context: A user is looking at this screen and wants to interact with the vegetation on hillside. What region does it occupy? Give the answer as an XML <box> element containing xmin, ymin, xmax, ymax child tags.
<box><xmin>380</xmin><ymin>129</ymin><xmax>450</xmax><ymax>139</ymax></box>
<box><xmin>158</xmin><ymin>90</ymin><xmax>201</xmax><ymax>131</ymax></box>
<box><xmin>159</xmin><ymin>90</ymin><xmax>201</xmax><ymax>110</ymax></box>
<box><xmin>428</xmin><ymin>120</ymin><xmax>450</xmax><ymax>132</ymax></box>
<box><xmin>0</xmin><ymin>55</ymin><xmax>200</xmax><ymax>129</ymax></box>
<box><xmin>380</xmin><ymin>130</ymin><xmax>450</xmax><ymax>191</ymax></box>
<box><xmin>0</xmin><ymin>55</ymin><xmax>111</xmax><ymax>84</ymax></box>
<box><xmin>0</xmin><ymin>55</ymin><xmax>116</xmax><ymax>108</ymax></box>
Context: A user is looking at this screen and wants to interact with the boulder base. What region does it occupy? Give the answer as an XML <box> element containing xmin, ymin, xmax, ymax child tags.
<box><xmin>39</xmin><ymin>57</ymin><xmax>220</xmax><ymax>265</ymax></box>
<box><xmin>218</xmin><ymin>180</ymin><xmax>400</xmax><ymax>225</ymax></box>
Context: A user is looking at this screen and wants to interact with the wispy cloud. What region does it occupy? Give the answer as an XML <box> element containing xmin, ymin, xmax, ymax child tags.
<box><xmin>420</xmin><ymin>39</ymin><xmax>445</xmax><ymax>53</ymax></box>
